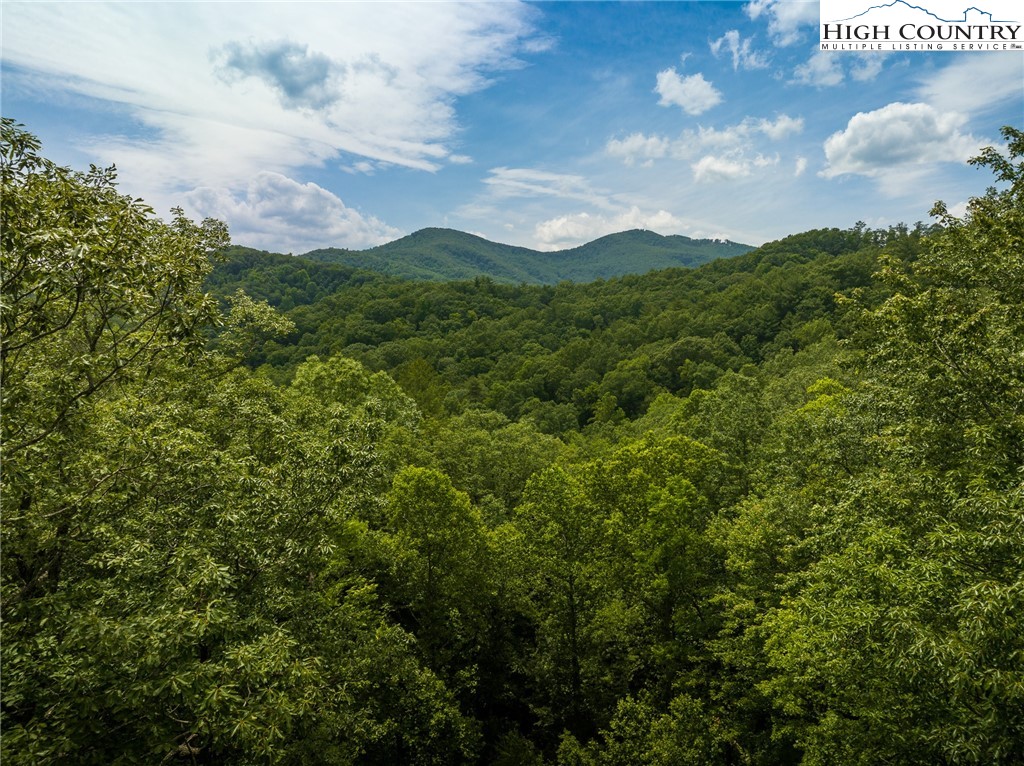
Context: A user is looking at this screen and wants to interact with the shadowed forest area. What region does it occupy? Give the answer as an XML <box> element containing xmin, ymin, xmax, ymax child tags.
<box><xmin>3</xmin><ymin>119</ymin><xmax>1022</xmax><ymax>764</ymax></box>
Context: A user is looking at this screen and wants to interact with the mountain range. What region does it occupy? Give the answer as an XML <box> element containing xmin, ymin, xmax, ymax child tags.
<box><xmin>297</xmin><ymin>227</ymin><xmax>753</xmax><ymax>284</ymax></box>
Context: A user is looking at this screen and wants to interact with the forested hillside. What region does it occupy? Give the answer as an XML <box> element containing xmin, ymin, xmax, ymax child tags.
<box><xmin>3</xmin><ymin>118</ymin><xmax>1022</xmax><ymax>765</ymax></box>
<box><xmin>294</xmin><ymin>227</ymin><xmax>752</xmax><ymax>284</ymax></box>
<box><xmin>211</xmin><ymin>224</ymin><xmax>899</xmax><ymax>427</ymax></box>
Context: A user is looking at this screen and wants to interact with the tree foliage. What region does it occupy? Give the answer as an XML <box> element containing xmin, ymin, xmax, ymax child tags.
<box><xmin>4</xmin><ymin>120</ymin><xmax>1022</xmax><ymax>765</ymax></box>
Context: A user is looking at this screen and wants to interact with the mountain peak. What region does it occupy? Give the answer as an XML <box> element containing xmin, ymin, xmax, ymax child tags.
<box><xmin>301</xmin><ymin>227</ymin><xmax>753</xmax><ymax>284</ymax></box>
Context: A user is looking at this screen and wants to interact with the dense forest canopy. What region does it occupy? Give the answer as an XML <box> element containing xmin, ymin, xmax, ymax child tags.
<box><xmin>2</xmin><ymin>117</ymin><xmax>1022</xmax><ymax>764</ymax></box>
<box><xmin>208</xmin><ymin>223</ymin><xmax>899</xmax><ymax>427</ymax></box>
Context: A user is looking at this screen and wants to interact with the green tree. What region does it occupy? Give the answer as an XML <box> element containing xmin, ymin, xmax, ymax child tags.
<box><xmin>514</xmin><ymin>466</ymin><xmax>606</xmax><ymax>741</ymax></box>
<box><xmin>1</xmin><ymin>118</ymin><xmax>226</xmax><ymax>474</ymax></box>
<box><xmin>395</xmin><ymin>357</ymin><xmax>450</xmax><ymax>419</ymax></box>
<box><xmin>558</xmin><ymin>693</ymin><xmax>727</xmax><ymax>766</ymax></box>
<box><xmin>379</xmin><ymin>467</ymin><xmax>492</xmax><ymax>675</ymax></box>
<box><xmin>758</xmin><ymin>128</ymin><xmax>1024</xmax><ymax>764</ymax></box>
<box><xmin>1</xmin><ymin>122</ymin><xmax>476</xmax><ymax>765</ymax></box>
<box><xmin>426</xmin><ymin>410</ymin><xmax>563</xmax><ymax>516</ymax></box>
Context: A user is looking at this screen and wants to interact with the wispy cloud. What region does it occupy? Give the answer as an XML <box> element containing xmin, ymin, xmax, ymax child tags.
<box><xmin>915</xmin><ymin>55</ymin><xmax>1024</xmax><ymax>115</ymax></box>
<box><xmin>710</xmin><ymin>30</ymin><xmax>770</xmax><ymax>70</ymax></box>
<box><xmin>793</xmin><ymin>49</ymin><xmax>888</xmax><ymax>87</ymax></box>
<box><xmin>607</xmin><ymin>114</ymin><xmax>804</xmax><ymax>168</ymax></box>
<box><xmin>482</xmin><ymin>167</ymin><xmax>618</xmax><ymax>210</ymax></box>
<box><xmin>1</xmin><ymin>2</ymin><xmax>542</xmax><ymax>220</ymax></box>
<box><xmin>793</xmin><ymin>51</ymin><xmax>844</xmax><ymax>87</ymax></box>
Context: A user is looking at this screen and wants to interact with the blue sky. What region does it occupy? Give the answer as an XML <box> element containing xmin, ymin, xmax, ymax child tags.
<box><xmin>2</xmin><ymin>1</ymin><xmax>1021</xmax><ymax>252</ymax></box>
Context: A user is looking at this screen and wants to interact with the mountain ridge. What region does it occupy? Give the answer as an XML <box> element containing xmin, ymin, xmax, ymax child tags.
<box><xmin>299</xmin><ymin>227</ymin><xmax>753</xmax><ymax>284</ymax></box>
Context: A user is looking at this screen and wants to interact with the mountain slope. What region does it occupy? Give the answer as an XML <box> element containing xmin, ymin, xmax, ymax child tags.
<box><xmin>551</xmin><ymin>229</ymin><xmax>751</xmax><ymax>281</ymax></box>
<box><xmin>301</xmin><ymin>227</ymin><xmax>752</xmax><ymax>284</ymax></box>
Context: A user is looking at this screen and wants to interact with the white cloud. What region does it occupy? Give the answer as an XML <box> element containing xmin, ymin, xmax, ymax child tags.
<box><xmin>607</xmin><ymin>115</ymin><xmax>803</xmax><ymax>167</ymax></box>
<box><xmin>692</xmin><ymin>115</ymin><xmax>804</xmax><ymax>148</ymax></box>
<box><xmin>745</xmin><ymin>0</ymin><xmax>820</xmax><ymax>46</ymax></box>
<box><xmin>795</xmin><ymin>156</ymin><xmax>808</xmax><ymax>176</ymax></box>
<box><xmin>186</xmin><ymin>171</ymin><xmax>400</xmax><ymax>252</ymax></box>
<box><xmin>947</xmin><ymin>200</ymin><xmax>970</xmax><ymax>219</ymax></box>
<box><xmin>793</xmin><ymin>52</ymin><xmax>844</xmax><ymax>87</ymax></box>
<box><xmin>821</xmin><ymin>102</ymin><xmax>982</xmax><ymax>180</ymax></box>
<box><xmin>533</xmin><ymin>207</ymin><xmax>692</xmax><ymax>250</ymax></box>
<box><xmin>606</xmin><ymin>133</ymin><xmax>671</xmax><ymax>166</ymax></box>
<box><xmin>678</xmin><ymin>125</ymin><xmax>747</xmax><ymax>154</ymax></box>
<box><xmin>794</xmin><ymin>49</ymin><xmax>888</xmax><ymax>87</ymax></box>
<box><xmin>850</xmin><ymin>55</ymin><xmax>885</xmax><ymax>82</ymax></box>
<box><xmin>655</xmin><ymin>69</ymin><xmax>723</xmax><ymax>115</ymax></box>
<box><xmin>693</xmin><ymin>155</ymin><xmax>754</xmax><ymax>182</ymax></box>
<box><xmin>757</xmin><ymin>114</ymin><xmax>805</xmax><ymax>140</ymax></box>
<box><xmin>710</xmin><ymin>30</ymin><xmax>770</xmax><ymax>70</ymax></box>
<box><xmin>0</xmin><ymin>2</ymin><xmax>541</xmax><ymax>199</ymax></box>
<box><xmin>916</xmin><ymin>56</ymin><xmax>1024</xmax><ymax>115</ymax></box>
<box><xmin>75</xmin><ymin>111</ymin><xmax>344</xmax><ymax>208</ymax></box>
<box><xmin>533</xmin><ymin>212</ymin><xmax>606</xmax><ymax>249</ymax></box>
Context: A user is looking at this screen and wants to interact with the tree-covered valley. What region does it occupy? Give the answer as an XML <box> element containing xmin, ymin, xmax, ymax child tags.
<box><xmin>3</xmin><ymin>119</ymin><xmax>1022</xmax><ymax>764</ymax></box>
